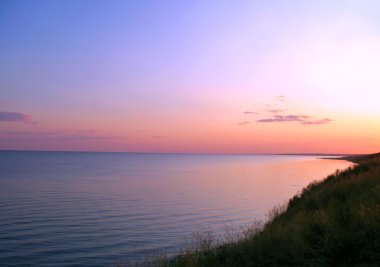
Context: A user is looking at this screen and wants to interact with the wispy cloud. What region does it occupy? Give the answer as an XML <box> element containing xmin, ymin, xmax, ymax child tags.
<box><xmin>257</xmin><ymin>115</ymin><xmax>310</xmax><ymax>123</ymax></box>
<box><xmin>244</xmin><ymin>96</ymin><xmax>332</xmax><ymax>126</ymax></box>
<box><xmin>0</xmin><ymin>111</ymin><xmax>31</xmax><ymax>122</ymax></box>
<box><xmin>0</xmin><ymin>130</ymin><xmax>125</xmax><ymax>141</ymax></box>
<box><xmin>301</xmin><ymin>118</ymin><xmax>332</xmax><ymax>125</ymax></box>
<box><xmin>257</xmin><ymin>115</ymin><xmax>332</xmax><ymax>125</ymax></box>
<box><xmin>267</xmin><ymin>109</ymin><xmax>286</xmax><ymax>114</ymax></box>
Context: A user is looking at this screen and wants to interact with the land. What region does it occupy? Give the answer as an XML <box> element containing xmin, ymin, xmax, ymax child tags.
<box><xmin>155</xmin><ymin>153</ymin><xmax>380</xmax><ymax>266</ymax></box>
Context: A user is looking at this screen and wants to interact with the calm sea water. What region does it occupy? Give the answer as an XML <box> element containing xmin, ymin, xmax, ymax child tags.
<box><xmin>0</xmin><ymin>151</ymin><xmax>352</xmax><ymax>266</ymax></box>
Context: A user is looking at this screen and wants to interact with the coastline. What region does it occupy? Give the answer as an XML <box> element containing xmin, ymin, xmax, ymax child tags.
<box><xmin>321</xmin><ymin>152</ymin><xmax>380</xmax><ymax>163</ymax></box>
<box><xmin>158</xmin><ymin>152</ymin><xmax>380</xmax><ymax>266</ymax></box>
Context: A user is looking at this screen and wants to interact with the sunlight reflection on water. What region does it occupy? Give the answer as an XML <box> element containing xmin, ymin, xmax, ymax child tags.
<box><xmin>0</xmin><ymin>152</ymin><xmax>352</xmax><ymax>266</ymax></box>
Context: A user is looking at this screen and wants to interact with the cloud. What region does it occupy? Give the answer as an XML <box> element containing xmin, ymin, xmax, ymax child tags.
<box><xmin>301</xmin><ymin>118</ymin><xmax>332</xmax><ymax>125</ymax></box>
<box><xmin>246</xmin><ymin>97</ymin><xmax>331</xmax><ymax>126</ymax></box>
<box><xmin>257</xmin><ymin>115</ymin><xmax>332</xmax><ymax>125</ymax></box>
<box><xmin>257</xmin><ymin>115</ymin><xmax>310</xmax><ymax>123</ymax></box>
<box><xmin>238</xmin><ymin>121</ymin><xmax>250</xmax><ymax>126</ymax></box>
<box><xmin>0</xmin><ymin>130</ymin><xmax>125</xmax><ymax>141</ymax></box>
<box><xmin>0</xmin><ymin>111</ymin><xmax>31</xmax><ymax>122</ymax></box>
<box><xmin>267</xmin><ymin>109</ymin><xmax>286</xmax><ymax>114</ymax></box>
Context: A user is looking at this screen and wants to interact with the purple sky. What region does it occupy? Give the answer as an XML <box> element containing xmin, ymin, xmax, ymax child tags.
<box><xmin>1</xmin><ymin>1</ymin><xmax>379</xmax><ymax>153</ymax></box>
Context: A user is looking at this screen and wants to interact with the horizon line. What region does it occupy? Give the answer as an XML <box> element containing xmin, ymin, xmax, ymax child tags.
<box><xmin>0</xmin><ymin>149</ymin><xmax>364</xmax><ymax>156</ymax></box>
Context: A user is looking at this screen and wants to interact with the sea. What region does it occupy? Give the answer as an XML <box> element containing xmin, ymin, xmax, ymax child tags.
<box><xmin>0</xmin><ymin>151</ymin><xmax>352</xmax><ymax>266</ymax></box>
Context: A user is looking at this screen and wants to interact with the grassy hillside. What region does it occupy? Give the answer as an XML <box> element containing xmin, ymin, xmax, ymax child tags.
<box><xmin>160</xmin><ymin>154</ymin><xmax>380</xmax><ymax>267</ymax></box>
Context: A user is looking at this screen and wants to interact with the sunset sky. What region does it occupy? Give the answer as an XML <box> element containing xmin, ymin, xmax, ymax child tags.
<box><xmin>1</xmin><ymin>0</ymin><xmax>379</xmax><ymax>153</ymax></box>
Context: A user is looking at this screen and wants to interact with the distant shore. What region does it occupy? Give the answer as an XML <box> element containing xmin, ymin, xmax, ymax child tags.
<box><xmin>321</xmin><ymin>153</ymin><xmax>380</xmax><ymax>163</ymax></box>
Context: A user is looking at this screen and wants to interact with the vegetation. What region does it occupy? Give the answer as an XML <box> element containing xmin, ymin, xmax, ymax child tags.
<box><xmin>157</xmin><ymin>153</ymin><xmax>380</xmax><ymax>267</ymax></box>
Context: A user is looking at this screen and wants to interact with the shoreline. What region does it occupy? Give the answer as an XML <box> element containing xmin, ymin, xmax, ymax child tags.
<box><xmin>321</xmin><ymin>152</ymin><xmax>380</xmax><ymax>163</ymax></box>
<box><xmin>159</xmin><ymin>152</ymin><xmax>380</xmax><ymax>266</ymax></box>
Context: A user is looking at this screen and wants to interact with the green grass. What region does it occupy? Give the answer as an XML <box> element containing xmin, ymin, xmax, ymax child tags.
<box><xmin>157</xmin><ymin>153</ymin><xmax>380</xmax><ymax>267</ymax></box>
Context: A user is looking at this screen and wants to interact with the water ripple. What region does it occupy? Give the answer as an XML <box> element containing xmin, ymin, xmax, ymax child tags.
<box><xmin>0</xmin><ymin>152</ymin><xmax>352</xmax><ymax>266</ymax></box>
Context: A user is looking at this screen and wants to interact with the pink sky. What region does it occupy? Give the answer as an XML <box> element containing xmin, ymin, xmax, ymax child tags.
<box><xmin>1</xmin><ymin>1</ymin><xmax>379</xmax><ymax>154</ymax></box>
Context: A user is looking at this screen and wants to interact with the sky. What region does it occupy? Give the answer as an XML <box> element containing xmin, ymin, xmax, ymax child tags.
<box><xmin>0</xmin><ymin>0</ymin><xmax>379</xmax><ymax>154</ymax></box>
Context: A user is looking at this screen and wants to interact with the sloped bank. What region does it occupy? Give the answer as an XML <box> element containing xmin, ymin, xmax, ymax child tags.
<box><xmin>159</xmin><ymin>153</ymin><xmax>380</xmax><ymax>267</ymax></box>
